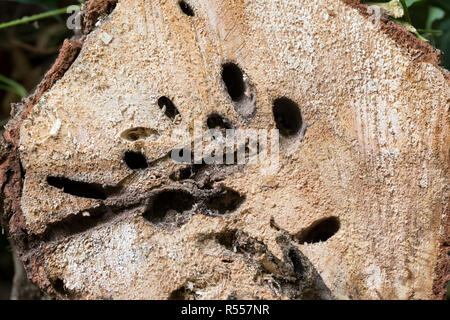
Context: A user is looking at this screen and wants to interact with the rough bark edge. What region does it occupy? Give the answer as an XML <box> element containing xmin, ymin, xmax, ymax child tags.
<box><xmin>0</xmin><ymin>38</ymin><xmax>83</xmax><ymax>295</ymax></box>
<box><xmin>342</xmin><ymin>0</ymin><xmax>442</xmax><ymax>65</ymax></box>
<box><xmin>432</xmin><ymin>203</ymin><xmax>450</xmax><ymax>300</ymax></box>
<box><xmin>2</xmin><ymin>38</ymin><xmax>82</xmax><ymax>236</ymax></box>
<box><xmin>83</xmin><ymin>0</ymin><xmax>118</xmax><ymax>33</ymax></box>
<box><xmin>0</xmin><ymin>0</ymin><xmax>117</xmax><ymax>296</ymax></box>
<box><xmin>0</xmin><ymin>0</ymin><xmax>447</xmax><ymax>299</ymax></box>
<box><xmin>10</xmin><ymin>243</ymin><xmax>42</xmax><ymax>300</ymax></box>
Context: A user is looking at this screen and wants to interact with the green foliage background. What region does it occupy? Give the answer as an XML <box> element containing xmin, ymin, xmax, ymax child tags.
<box><xmin>369</xmin><ymin>0</ymin><xmax>450</xmax><ymax>68</ymax></box>
<box><xmin>408</xmin><ymin>0</ymin><xmax>450</xmax><ymax>68</ymax></box>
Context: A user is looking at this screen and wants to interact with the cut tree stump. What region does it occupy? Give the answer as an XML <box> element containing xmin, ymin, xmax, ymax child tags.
<box><xmin>0</xmin><ymin>0</ymin><xmax>449</xmax><ymax>299</ymax></box>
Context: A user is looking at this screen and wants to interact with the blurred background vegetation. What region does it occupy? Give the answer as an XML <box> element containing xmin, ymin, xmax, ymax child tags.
<box><xmin>0</xmin><ymin>0</ymin><xmax>80</xmax><ymax>299</ymax></box>
<box><xmin>0</xmin><ymin>0</ymin><xmax>449</xmax><ymax>300</ymax></box>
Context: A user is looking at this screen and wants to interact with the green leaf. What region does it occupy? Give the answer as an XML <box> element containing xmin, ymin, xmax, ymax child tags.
<box><xmin>405</xmin><ymin>0</ymin><xmax>423</xmax><ymax>7</ymax></box>
<box><xmin>399</xmin><ymin>0</ymin><xmax>412</xmax><ymax>24</ymax></box>
<box><xmin>431</xmin><ymin>0</ymin><xmax>450</xmax><ymax>12</ymax></box>
<box><xmin>366</xmin><ymin>0</ymin><xmax>405</xmax><ymax>18</ymax></box>
<box><xmin>426</xmin><ymin>6</ymin><xmax>445</xmax><ymax>29</ymax></box>
<box><xmin>0</xmin><ymin>75</ymin><xmax>28</xmax><ymax>98</ymax></box>
<box><xmin>436</xmin><ymin>18</ymin><xmax>450</xmax><ymax>70</ymax></box>
<box><xmin>0</xmin><ymin>7</ymin><xmax>74</xmax><ymax>30</ymax></box>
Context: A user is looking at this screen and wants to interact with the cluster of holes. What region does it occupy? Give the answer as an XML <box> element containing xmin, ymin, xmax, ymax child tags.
<box><xmin>296</xmin><ymin>216</ymin><xmax>340</xmax><ymax>244</ymax></box>
<box><xmin>118</xmin><ymin>65</ymin><xmax>302</xmax><ymax>178</ymax></box>
<box><xmin>117</xmin><ymin>12</ymin><xmax>303</xmax><ymax>171</ymax></box>
<box><xmin>221</xmin><ymin>62</ymin><xmax>303</xmax><ymax>133</ymax></box>
<box><xmin>142</xmin><ymin>186</ymin><xmax>245</xmax><ymax>229</ymax></box>
<box><xmin>59</xmin><ymin>4</ymin><xmax>308</xmax><ymax>236</ymax></box>
<box><xmin>123</xmin><ymin>151</ymin><xmax>148</xmax><ymax>170</ymax></box>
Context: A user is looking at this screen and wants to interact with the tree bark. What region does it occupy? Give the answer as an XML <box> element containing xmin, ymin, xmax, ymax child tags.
<box><xmin>10</xmin><ymin>242</ymin><xmax>42</xmax><ymax>300</ymax></box>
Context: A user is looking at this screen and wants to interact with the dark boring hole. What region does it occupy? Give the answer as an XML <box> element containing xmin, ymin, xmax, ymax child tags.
<box><xmin>205</xmin><ymin>187</ymin><xmax>245</xmax><ymax>215</ymax></box>
<box><xmin>168</xmin><ymin>286</ymin><xmax>187</xmax><ymax>300</ymax></box>
<box><xmin>51</xmin><ymin>278</ymin><xmax>70</xmax><ymax>297</ymax></box>
<box><xmin>207</xmin><ymin>113</ymin><xmax>232</xmax><ymax>130</ymax></box>
<box><xmin>47</xmin><ymin>176</ymin><xmax>108</xmax><ymax>200</ymax></box>
<box><xmin>296</xmin><ymin>216</ymin><xmax>340</xmax><ymax>244</ymax></box>
<box><xmin>123</xmin><ymin>150</ymin><xmax>148</xmax><ymax>170</ymax></box>
<box><xmin>158</xmin><ymin>96</ymin><xmax>180</xmax><ymax>121</ymax></box>
<box><xmin>222</xmin><ymin>259</ymin><xmax>234</xmax><ymax>263</ymax></box>
<box><xmin>144</xmin><ymin>190</ymin><xmax>195</xmax><ymax>224</ymax></box>
<box><xmin>216</xmin><ymin>230</ymin><xmax>238</xmax><ymax>250</ymax></box>
<box><xmin>288</xmin><ymin>248</ymin><xmax>304</xmax><ymax>277</ymax></box>
<box><xmin>272</xmin><ymin>97</ymin><xmax>303</xmax><ymax>136</ymax></box>
<box><xmin>178</xmin><ymin>1</ymin><xmax>194</xmax><ymax>16</ymax></box>
<box><xmin>43</xmin><ymin>206</ymin><xmax>110</xmax><ymax>242</ymax></box>
<box><xmin>222</xmin><ymin>63</ymin><xmax>246</xmax><ymax>102</ymax></box>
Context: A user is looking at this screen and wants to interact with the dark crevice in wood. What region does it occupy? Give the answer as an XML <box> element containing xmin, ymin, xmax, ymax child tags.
<box><xmin>295</xmin><ymin>216</ymin><xmax>340</xmax><ymax>244</ymax></box>
<box><xmin>46</xmin><ymin>176</ymin><xmax>121</xmax><ymax>200</ymax></box>
<box><xmin>221</xmin><ymin>62</ymin><xmax>256</xmax><ymax>119</ymax></box>
<box><xmin>123</xmin><ymin>151</ymin><xmax>148</xmax><ymax>170</ymax></box>
<box><xmin>203</xmin><ymin>187</ymin><xmax>245</xmax><ymax>215</ymax></box>
<box><xmin>158</xmin><ymin>96</ymin><xmax>180</xmax><ymax>121</ymax></box>
<box><xmin>272</xmin><ymin>97</ymin><xmax>303</xmax><ymax>136</ymax></box>
<box><xmin>178</xmin><ymin>1</ymin><xmax>195</xmax><ymax>17</ymax></box>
